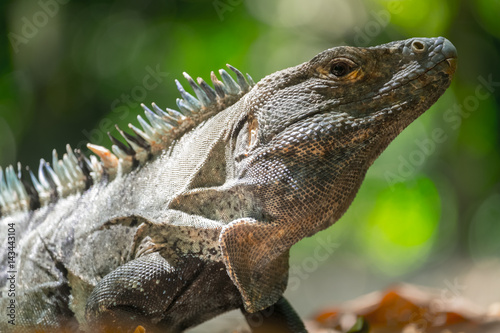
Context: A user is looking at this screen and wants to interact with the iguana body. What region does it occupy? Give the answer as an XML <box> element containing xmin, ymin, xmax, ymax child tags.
<box><xmin>0</xmin><ymin>37</ymin><xmax>457</xmax><ymax>333</ymax></box>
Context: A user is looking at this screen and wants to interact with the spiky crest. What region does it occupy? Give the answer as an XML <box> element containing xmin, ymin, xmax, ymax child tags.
<box><xmin>0</xmin><ymin>65</ymin><xmax>254</xmax><ymax>217</ymax></box>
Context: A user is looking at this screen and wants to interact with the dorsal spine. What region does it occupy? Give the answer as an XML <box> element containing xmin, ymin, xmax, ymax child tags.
<box><xmin>0</xmin><ymin>65</ymin><xmax>254</xmax><ymax>217</ymax></box>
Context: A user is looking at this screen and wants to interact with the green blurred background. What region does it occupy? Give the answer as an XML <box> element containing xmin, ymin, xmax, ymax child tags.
<box><xmin>1</xmin><ymin>0</ymin><xmax>499</xmax><ymax>328</ymax></box>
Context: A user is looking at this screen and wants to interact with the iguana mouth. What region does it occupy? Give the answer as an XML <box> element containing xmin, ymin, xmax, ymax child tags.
<box><xmin>349</xmin><ymin>52</ymin><xmax>457</xmax><ymax>121</ymax></box>
<box><xmin>445</xmin><ymin>57</ymin><xmax>457</xmax><ymax>75</ymax></box>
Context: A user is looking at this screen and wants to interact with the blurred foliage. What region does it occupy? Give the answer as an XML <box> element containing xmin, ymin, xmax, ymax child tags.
<box><xmin>364</xmin><ymin>178</ymin><xmax>441</xmax><ymax>276</ymax></box>
<box><xmin>0</xmin><ymin>0</ymin><xmax>499</xmax><ymax>283</ymax></box>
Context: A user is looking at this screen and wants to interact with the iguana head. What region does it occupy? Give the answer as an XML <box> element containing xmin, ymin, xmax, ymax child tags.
<box><xmin>222</xmin><ymin>37</ymin><xmax>457</xmax><ymax>312</ymax></box>
<box><xmin>240</xmin><ymin>37</ymin><xmax>456</xmax><ymax>159</ymax></box>
<box><xmin>235</xmin><ymin>37</ymin><xmax>456</xmax><ymax>229</ymax></box>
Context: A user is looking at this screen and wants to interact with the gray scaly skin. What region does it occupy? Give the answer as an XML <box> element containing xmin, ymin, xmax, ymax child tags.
<box><xmin>0</xmin><ymin>37</ymin><xmax>457</xmax><ymax>333</ymax></box>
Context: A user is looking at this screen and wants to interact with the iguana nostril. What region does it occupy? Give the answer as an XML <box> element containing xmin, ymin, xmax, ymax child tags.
<box><xmin>411</xmin><ymin>40</ymin><xmax>426</xmax><ymax>53</ymax></box>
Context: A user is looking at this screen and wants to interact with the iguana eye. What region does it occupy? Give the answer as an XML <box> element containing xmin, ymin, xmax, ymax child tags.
<box><xmin>330</xmin><ymin>59</ymin><xmax>356</xmax><ymax>77</ymax></box>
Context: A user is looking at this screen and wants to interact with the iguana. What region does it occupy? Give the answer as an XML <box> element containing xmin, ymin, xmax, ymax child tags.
<box><xmin>0</xmin><ymin>37</ymin><xmax>457</xmax><ymax>333</ymax></box>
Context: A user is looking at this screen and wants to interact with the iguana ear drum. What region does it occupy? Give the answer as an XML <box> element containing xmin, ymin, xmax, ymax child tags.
<box><xmin>248</xmin><ymin>116</ymin><xmax>259</xmax><ymax>149</ymax></box>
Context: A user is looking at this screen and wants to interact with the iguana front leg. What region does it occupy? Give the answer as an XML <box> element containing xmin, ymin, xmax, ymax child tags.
<box><xmin>85</xmin><ymin>250</ymin><xmax>242</xmax><ymax>333</ymax></box>
<box><xmin>85</xmin><ymin>251</ymin><xmax>307</xmax><ymax>333</ymax></box>
<box><xmin>85</xmin><ymin>252</ymin><xmax>194</xmax><ymax>333</ymax></box>
<box><xmin>242</xmin><ymin>297</ymin><xmax>307</xmax><ymax>333</ymax></box>
<box><xmin>86</xmin><ymin>209</ymin><xmax>309</xmax><ymax>332</ymax></box>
